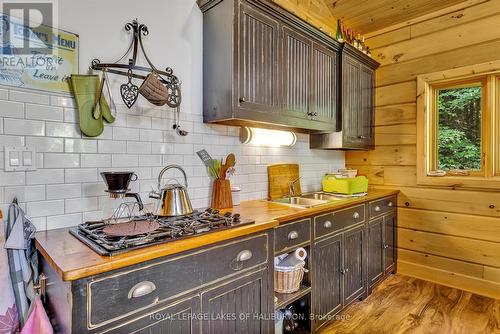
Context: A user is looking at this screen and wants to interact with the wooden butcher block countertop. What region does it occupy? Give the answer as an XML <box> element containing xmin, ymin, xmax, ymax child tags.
<box><xmin>35</xmin><ymin>188</ymin><xmax>398</xmax><ymax>281</ymax></box>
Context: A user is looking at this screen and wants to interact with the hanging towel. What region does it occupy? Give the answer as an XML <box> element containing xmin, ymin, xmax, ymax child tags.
<box><xmin>0</xmin><ymin>210</ymin><xmax>19</xmax><ymax>334</ymax></box>
<box><xmin>69</xmin><ymin>74</ymin><xmax>115</xmax><ymax>137</ymax></box>
<box><xmin>4</xmin><ymin>203</ymin><xmax>38</xmax><ymax>327</ymax></box>
<box><xmin>19</xmin><ymin>298</ymin><xmax>52</xmax><ymax>334</ymax></box>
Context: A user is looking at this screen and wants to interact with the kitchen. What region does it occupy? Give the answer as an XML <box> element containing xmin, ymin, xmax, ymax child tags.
<box><xmin>1</xmin><ymin>0</ymin><xmax>499</xmax><ymax>333</ymax></box>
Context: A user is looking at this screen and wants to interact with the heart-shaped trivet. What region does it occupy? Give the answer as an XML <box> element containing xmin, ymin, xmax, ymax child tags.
<box><xmin>120</xmin><ymin>70</ymin><xmax>139</xmax><ymax>108</ymax></box>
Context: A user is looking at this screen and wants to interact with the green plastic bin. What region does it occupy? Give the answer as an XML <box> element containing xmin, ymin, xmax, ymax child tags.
<box><xmin>322</xmin><ymin>175</ymin><xmax>369</xmax><ymax>195</ymax></box>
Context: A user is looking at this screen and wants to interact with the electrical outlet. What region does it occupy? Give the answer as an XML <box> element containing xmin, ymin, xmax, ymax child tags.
<box><xmin>4</xmin><ymin>146</ymin><xmax>37</xmax><ymax>171</ymax></box>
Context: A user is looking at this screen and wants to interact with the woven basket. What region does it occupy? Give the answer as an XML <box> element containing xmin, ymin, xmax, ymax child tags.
<box><xmin>274</xmin><ymin>262</ymin><xmax>307</xmax><ymax>294</ymax></box>
<box><xmin>139</xmin><ymin>73</ymin><xmax>169</xmax><ymax>106</ymax></box>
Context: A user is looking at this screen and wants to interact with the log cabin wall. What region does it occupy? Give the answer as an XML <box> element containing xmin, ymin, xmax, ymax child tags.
<box><xmin>345</xmin><ymin>0</ymin><xmax>500</xmax><ymax>299</ymax></box>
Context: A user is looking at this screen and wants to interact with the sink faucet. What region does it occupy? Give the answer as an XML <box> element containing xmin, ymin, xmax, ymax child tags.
<box><xmin>289</xmin><ymin>177</ymin><xmax>301</xmax><ymax>198</ymax></box>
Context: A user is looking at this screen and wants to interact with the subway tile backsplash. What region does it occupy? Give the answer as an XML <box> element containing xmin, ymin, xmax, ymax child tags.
<box><xmin>0</xmin><ymin>87</ymin><xmax>344</xmax><ymax>230</ymax></box>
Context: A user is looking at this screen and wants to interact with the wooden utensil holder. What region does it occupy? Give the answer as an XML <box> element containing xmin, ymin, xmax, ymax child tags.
<box><xmin>211</xmin><ymin>179</ymin><xmax>233</xmax><ymax>209</ymax></box>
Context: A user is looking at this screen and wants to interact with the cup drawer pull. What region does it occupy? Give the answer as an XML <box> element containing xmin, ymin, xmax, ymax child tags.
<box><xmin>323</xmin><ymin>220</ymin><xmax>332</xmax><ymax>228</ymax></box>
<box><xmin>374</xmin><ymin>206</ymin><xmax>381</xmax><ymax>212</ymax></box>
<box><xmin>237</xmin><ymin>250</ymin><xmax>253</xmax><ymax>262</ymax></box>
<box><xmin>288</xmin><ymin>231</ymin><xmax>299</xmax><ymax>240</ymax></box>
<box><xmin>388</xmin><ymin>201</ymin><xmax>394</xmax><ymax>207</ymax></box>
<box><xmin>128</xmin><ymin>281</ymin><xmax>156</xmax><ymax>299</ymax></box>
<box><xmin>352</xmin><ymin>212</ymin><xmax>360</xmax><ymax>219</ymax></box>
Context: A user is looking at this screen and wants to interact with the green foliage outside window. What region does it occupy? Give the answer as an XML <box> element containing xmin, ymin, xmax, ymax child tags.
<box><xmin>437</xmin><ymin>86</ymin><xmax>482</xmax><ymax>170</ymax></box>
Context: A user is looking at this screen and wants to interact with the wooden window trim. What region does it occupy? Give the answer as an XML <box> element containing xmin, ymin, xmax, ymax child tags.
<box><xmin>417</xmin><ymin>61</ymin><xmax>500</xmax><ymax>189</ymax></box>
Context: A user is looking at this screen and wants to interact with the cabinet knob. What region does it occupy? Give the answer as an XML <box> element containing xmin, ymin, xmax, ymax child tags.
<box><xmin>323</xmin><ymin>220</ymin><xmax>332</xmax><ymax>228</ymax></box>
<box><xmin>383</xmin><ymin>244</ymin><xmax>389</xmax><ymax>249</ymax></box>
<box><xmin>388</xmin><ymin>201</ymin><xmax>393</xmax><ymax>207</ymax></box>
<box><xmin>374</xmin><ymin>206</ymin><xmax>381</xmax><ymax>212</ymax></box>
<box><xmin>358</xmin><ymin>135</ymin><xmax>367</xmax><ymax>139</ymax></box>
<box><xmin>288</xmin><ymin>230</ymin><xmax>299</xmax><ymax>240</ymax></box>
<box><xmin>352</xmin><ymin>212</ymin><xmax>360</xmax><ymax>219</ymax></box>
<box><xmin>128</xmin><ymin>281</ymin><xmax>156</xmax><ymax>299</ymax></box>
<box><xmin>239</xmin><ymin>97</ymin><xmax>246</xmax><ymax>103</ymax></box>
<box><xmin>340</xmin><ymin>268</ymin><xmax>349</xmax><ymax>274</ymax></box>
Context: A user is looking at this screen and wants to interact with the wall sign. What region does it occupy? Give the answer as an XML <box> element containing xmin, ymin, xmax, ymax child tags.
<box><xmin>0</xmin><ymin>13</ymin><xmax>78</xmax><ymax>93</ymax></box>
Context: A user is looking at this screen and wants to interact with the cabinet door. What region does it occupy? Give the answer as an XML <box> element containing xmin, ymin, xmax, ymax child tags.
<box><xmin>238</xmin><ymin>4</ymin><xmax>279</xmax><ymax>112</ymax></box>
<box><xmin>359</xmin><ymin>64</ymin><xmax>375</xmax><ymax>147</ymax></box>
<box><xmin>311</xmin><ymin>43</ymin><xmax>338</xmax><ymax>126</ymax></box>
<box><xmin>201</xmin><ymin>269</ymin><xmax>270</xmax><ymax>334</ymax></box>
<box><xmin>367</xmin><ymin>218</ymin><xmax>384</xmax><ymax>287</ymax></box>
<box><xmin>384</xmin><ymin>213</ymin><xmax>396</xmax><ymax>274</ymax></box>
<box><xmin>282</xmin><ymin>26</ymin><xmax>312</xmax><ymax>118</ymax></box>
<box><xmin>105</xmin><ymin>296</ymin><xmax>201</xmax><ymax>334</ymax></box>
<box><xmin>313</xmin><ymin>233</ymin><xmax>343</xmax><ymax>326</ymax></box>
<box><xmin>342</xmin><ymin>54</ymin><xmax>361</xmax><ymax>145</ymax></box>
<box><xmin>343</xmin><ymin>224</ymin><xmax>365</xmax><ymax>305</ymax></box>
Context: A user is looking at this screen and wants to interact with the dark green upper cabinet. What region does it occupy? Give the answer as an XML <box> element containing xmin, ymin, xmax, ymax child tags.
<box><xmin>199</xmin><ymin>0</ymin><xmax>339</xmax><ymax>133</ymax></box>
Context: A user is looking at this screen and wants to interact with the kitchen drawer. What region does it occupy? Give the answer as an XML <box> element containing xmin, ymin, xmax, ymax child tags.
<box><xmin>369</xmin><ymin>196</ymin><xmax>396</xmax><ymax>218</ymax></box>
<box><xmin>274</xmin><ymin>219</ymin><xmax>311</xmax><ymax>253</ymax></box>
<box><xmin>86</xmin><ymin>233</ymin><xmax>269</xmax><ymax>328</ymax></box>
<box><xmin>314</xmin><ymin>204</ymin><xmax>365</xmax><ymax>239</ymax></box>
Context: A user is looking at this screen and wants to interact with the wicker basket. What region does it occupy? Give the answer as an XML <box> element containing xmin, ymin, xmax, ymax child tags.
<box><xmin>274</xmin><ymin>261</ymin><xmax>307</xmax><ymax>294</ymax></box>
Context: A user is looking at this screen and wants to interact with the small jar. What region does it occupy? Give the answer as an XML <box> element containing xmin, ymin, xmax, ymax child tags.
<box><xmin>231</xmin><ymin>187</ymin><xmax>241</xmax><ymax>206</ymax></box>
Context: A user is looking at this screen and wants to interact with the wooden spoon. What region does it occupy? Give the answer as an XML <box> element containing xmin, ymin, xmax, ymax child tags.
<box><xmin>221</xmin><ymin>153</ymin><xmax>236</xmax><ymax>179</ymax></box>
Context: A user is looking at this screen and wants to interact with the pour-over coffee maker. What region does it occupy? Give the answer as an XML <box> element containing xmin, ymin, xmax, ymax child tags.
<box><xmin>100</xmin><ymin>171</ymin><xmax>144</xmax><ymax>221</ymax></box>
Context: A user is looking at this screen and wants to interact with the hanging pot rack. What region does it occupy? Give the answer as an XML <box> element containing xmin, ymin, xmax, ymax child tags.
<box><xmin>90</xmin><ymin>19</ymin><xmax>182</xmax><ymax>108</ymax></box>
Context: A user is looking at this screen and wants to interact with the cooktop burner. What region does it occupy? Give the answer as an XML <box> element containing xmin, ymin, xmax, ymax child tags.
<box><xmin>69</xmin><ymin>208</ymin><xmax>254</xmax><ymax>256</ymax></box>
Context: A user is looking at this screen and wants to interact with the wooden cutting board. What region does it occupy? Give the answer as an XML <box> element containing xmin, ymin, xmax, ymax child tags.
<box><xmin>267</xmin><ymin>164</ymin><xmax>301</xmax><ymax>200</ymax></box>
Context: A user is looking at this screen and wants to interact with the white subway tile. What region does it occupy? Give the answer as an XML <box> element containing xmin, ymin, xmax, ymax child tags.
<box><xmin>0</xmin><ymin>118</ymin><xmax>3</xmax><ymax>134</ymax></box>
<box><xmin>26</xmin><ymin>169</ymin><xmax>64</xmax><ymax>184</ymax></box>
<box><xmin>113</xmin><ymin>127</ymin><xmax>140</xmax><ymax>141</ymax></box>
<box><xmin>10</xmin><ymin>90</ymin><xmax>49</xmax><ymax>104</ymax></box>
<box><xmin>0</xmin><ymin>100</ymin><xmax>24</xmax><ymax>118</ymax></box>
<box><xmin>81</xmin><ymin>183</ymin><xmax>106</xmax><ymax>196</ymax></box>
<box><xmin>140</xmin><ymin>129</ymin><xmax>163</xmax><ymax>142</ymax></box>
<box><xmin>26</xmin><ymin>137</ymin><xmax>64</xmax><ymax>152</ymax></box>
<box><xmin>30</xmin><ymin>217</ymin><xmax>47</xmax><ymax>231</ymax></box>
<box><xmin>65</xmin><ymin>168</ymin><xmax>98</xmax><ymax>183</ymax></box>
<box><xmin>64</xmin><ymin>139</ymin><xmax>97</xmax><ymax>153</ymax></box>
<box><xmin>46</xmin><ymin>213</ymin><xmax>82</xmax><ymax>230</ymax></box>
<box><xmin>0</xmin><ymin>88</ymin><xmax>8</xmax><ymax>100</ymax></box>
<box><xmin>44</xmin><ymin>153</ymin><xmax>80</xmax><ymax>168</ymax></box>
<box><xmin>151</xmin><ymin>143</ymin><xmax>174</xmax><ymax>154</ymax></box>
<box><xmin>126</xmin><ymin>115</ymin><xmax>151</xmax><ymax>129</ymax></box>
<box><xmin>81</xmin><ymin>154</ymin><xmax>111</xmax><ymax>168</ymax></box>
<box><xmin>174</xmin><ymin>143</ymin><xmax>193</xmax><ymax>155</ymax></box>
<box><xmin>0</xmin><ymin>171</ymin><xmax>25</xmax><ymax>186</ymax></box>
<box><xmin>27</xmin><ymin>200</ymin><xmax>64</xmax><ymax>217</ymax></box>
<box><xmin>63</xmin><ymin>108</ymin><xmax>78</xmax><ymax>123</ymax></box>
<box><xmin>83</xmin><ymin>210</ymin><xmax>103</xmax><ymax>222</ymax></box>
<box><xmin>112</xmin><ymin>154</ymin><xmax>138</xmax><ymax>167</ymax></box>
<box><xmin>4</xmin><ymin>119</ymin><xmax>45</xmax><ymax>136</ymax></box>
<box><xmin>65</xmin><ymin>197</ymin><xmax>98</xmax><ymax>213</ymax></box>
<box><xmin>50</xmin><ymin>95</ymin><xmax>75</xmax><ymax>108</ymax></box>
<box><xmin>128</xmin><ymin>141</ymin><xmax>151</xmax><ymax>154</ymax></box>
<box><xmin>26</xmin><ymin>104</ymin><xmax>64</xmax><ymax>122</ymax></box>
<box><xmin>98</xmin><ymin>140</ymin><xmax>127</xmax><ymax>153</ymax></box>
<box><xmin>0</xmin><ymin>135</ymin><xmax>25</xmax><ymax>149</ymax></box>
<box><xmin>47</xmin><ymin>183</ymin><xmax>81</xmax><ymax>200</ymax></box>
<box><xmin>46</xmin><ymin>122</ymin><xmax>81</xmax><ymax>138</ymax></box>
<box><xmin>138</xmin><ymin>154</ymin><xmax>162</xmax><ymax>167</ymax></box>
<box><xmin>4</xmin><ymin>185</ymin><xmax>46</xmax><ymax>202</ymax></box>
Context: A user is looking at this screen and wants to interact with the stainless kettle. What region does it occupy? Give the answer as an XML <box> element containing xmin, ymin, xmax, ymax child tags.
<box><xmin>149</xmin><ymin>164</ymin><xmax>193</xmax><ymax>216</ymax></box>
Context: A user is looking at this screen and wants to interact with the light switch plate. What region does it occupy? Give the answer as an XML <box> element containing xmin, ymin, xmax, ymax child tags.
<box><xmin>4</xmin><ymin>146</ymin><xmax>37</xmax><ymax>171</ymax></box>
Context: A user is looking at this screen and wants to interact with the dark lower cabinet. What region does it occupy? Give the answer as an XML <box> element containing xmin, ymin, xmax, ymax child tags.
<box><xmin>201</xmin><ymin>269</ymin><xmax>270</xmax><ymax>334</ymax></box>
<box><xmin>106</xmin><ymin>296</ymin><xmax>201</xmax><ymax>334</ymax></box>
<box><xmin>384</xmin><ymin>212</ymin><xmax>396</xmax><ymax>274</ymax></box>
<box><xmin>312</xmin><ymin>233</ymin><xmax>343</xmax><ymax>326</ymax></box>
<box><xmin>367</xmin><ymin>217</ymin><xmax>384</xmax><ymax>287</ymax></box>
<box><xmin>343</xmin><ymin>224</ymin><xmax>365</xmax><ymax>305</ymax></box>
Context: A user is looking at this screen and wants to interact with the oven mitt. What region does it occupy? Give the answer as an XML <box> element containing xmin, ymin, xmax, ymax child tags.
<box><xmin>69</xmin><ymin>75</ymin><xmax>104</xmax><ymax>137</ymax></box>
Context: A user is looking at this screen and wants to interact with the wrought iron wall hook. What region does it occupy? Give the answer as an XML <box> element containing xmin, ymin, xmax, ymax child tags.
<box><xmin>91</xmin><ymin>19</ymin><xmax>182</xmax><ymax>108</ymax></box>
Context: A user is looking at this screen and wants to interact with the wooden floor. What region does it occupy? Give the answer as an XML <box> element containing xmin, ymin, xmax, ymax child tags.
<box><xmin>321</xmin><ymin>275</ymin><xmax>500</xmax><ymax>334</ymax></box>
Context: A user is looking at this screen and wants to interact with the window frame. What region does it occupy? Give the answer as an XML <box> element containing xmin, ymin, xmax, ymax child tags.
<box><xmin>417</xmin><ymin>63</ymin><xmax>500</xmax><ymax>189</ymax></box>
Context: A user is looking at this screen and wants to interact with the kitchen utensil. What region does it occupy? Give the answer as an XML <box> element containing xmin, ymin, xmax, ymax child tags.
<box><xmin>100</xmin><ymin>171</ymin><xmax>144</xmax><ymax>219</ymax></box>
<box><xmin>173</xmin><ymin>106</ymin><xmax>188</xmax><ymax>136</ymax></box>
<box><xmin>93</xmin><ymin>75</ymin><xmax>105</xmax><ymax>119</ymax></box>
<box><xmin>139</xmin><ymin>72</ymin><xmax>169</xmax><ymax>106</ymax></box>
<box><xmin>196</xmin><ymin>149</ymin><xmax>218</xmax><ymax>178</ymax></box>
<box><xmin>211</xmin><ymin>178</ymin><xmax>232</xmax><ymax>209</ymax></box>
<box><xmin>120</xmin><ymin>68</ymin><xmax>139</xmax><ymax>108</ymax></box>
<box><xmin>267</xmin><ymin>164</ymin><xmax>301</xmax><ymax>200</ymax></box>
<box><xmin>166</xmin><ymin>83</ymin><xmax>182</xmax><ymax>108</ymax></box>
<box><xmin>103</xmin><ymin>70</ymin><xmax>117</xmax><ymax>118</ymax></box>
<box><xmin>221</xmin><ymin>153</ymin><xmax>236</xmax><ymax>179</ymax></box>
<box><xmin>69</xmin><ymin>74</ymin><xmax>104</xmax><ymax>137</ymax></box>
<box><xmin>102</xmin><ymin>220</ymin><xmax>160</xmax><ymax>237</ymax></box>
<box><xmin>149</xmin><ymin>165</ymin><xmax>193</xmax><ymax>216</ymax></box>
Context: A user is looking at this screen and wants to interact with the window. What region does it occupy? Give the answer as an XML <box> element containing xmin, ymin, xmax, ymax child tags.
<box><xmin>416</xmin><ymin>64</ymin><xmax>500</xmax><ymax>188</ymax></box>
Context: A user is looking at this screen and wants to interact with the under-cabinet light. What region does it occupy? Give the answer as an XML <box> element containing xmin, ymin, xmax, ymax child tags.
<box><xmin>239</xmin><ymin>127</ymin><xmax>297</xmax><ymax>147</ymax></box>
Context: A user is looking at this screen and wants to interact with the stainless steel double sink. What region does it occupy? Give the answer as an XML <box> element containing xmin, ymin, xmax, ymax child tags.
<box><xmin>271</xmin><ymin>192</ymin><xmax>348</xmax><ymax>208</ymax></box>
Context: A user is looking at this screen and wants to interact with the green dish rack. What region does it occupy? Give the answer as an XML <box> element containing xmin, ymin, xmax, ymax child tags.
<box><xmin>322</xmin><ymin>175</ymin><xmax>369</xmax><ymax>195</ymax></box>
